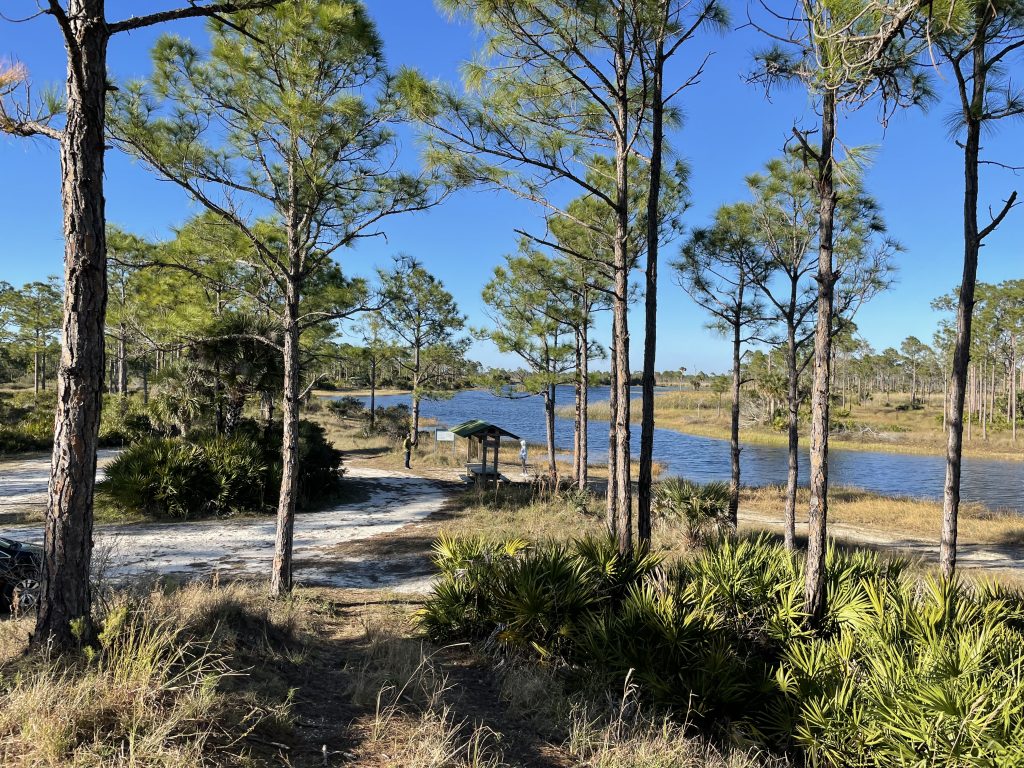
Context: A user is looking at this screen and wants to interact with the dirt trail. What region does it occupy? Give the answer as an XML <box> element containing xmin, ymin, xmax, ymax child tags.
<box><xmin>0</xmin><ymin>453</ymin><xmax>448</xmax><ymax>590</ymax></box>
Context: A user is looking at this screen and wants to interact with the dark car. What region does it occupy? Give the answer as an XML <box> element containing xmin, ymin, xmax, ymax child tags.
<box><xmin>0</xmin><ymin>537</ymin><xmax>42</xmax><ymax>614</ymax></box>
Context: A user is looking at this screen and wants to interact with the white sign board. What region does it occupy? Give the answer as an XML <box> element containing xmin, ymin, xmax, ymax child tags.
<box><xmin>435</xmin><ymin>430</ymin><xmax>455</xmax><ymax>443</ymax></box>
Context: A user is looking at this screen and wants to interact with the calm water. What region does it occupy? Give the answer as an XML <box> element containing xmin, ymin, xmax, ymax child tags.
<box><xmin>336</xmin><ymin>386</ymin><xmax>1024</xmax><ymax>513</ymax></box>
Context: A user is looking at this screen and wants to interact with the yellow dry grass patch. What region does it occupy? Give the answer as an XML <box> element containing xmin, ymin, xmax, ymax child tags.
<box><xmin>0</xmin><ymin>581</ymin><xmax>302</xmax><ymax>767</ymax></box>
<box><xmin>740</xmin><ymin>485</ymin><xmax>1024</xmax><ymax>546</ymax></box>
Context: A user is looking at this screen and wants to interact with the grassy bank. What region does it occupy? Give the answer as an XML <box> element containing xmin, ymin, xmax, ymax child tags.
<box><xmin>572</xmin><ymin>389</ymin><xmax>1024</xmax><ymax>461</ymax></box>
<box><xmin>313</xmin><ymin>386</ymin><xmax>412</xmax><ymax>398</ymax></box>
<box><xmin>741</xmin><ymin>484</ymin><xmax>1023</xmax><ymax>547</ymax></box>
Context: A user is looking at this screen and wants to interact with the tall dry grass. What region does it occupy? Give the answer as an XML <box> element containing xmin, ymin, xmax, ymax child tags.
<box><xmin>740</xmin><ymin>484</ymin><xmax>1024</xmax><ymax>546</ymax></box>
<box><xmin>0</xmin><ymin>581</ymin><xmax>302</xmax><ymax>767</ymax></box>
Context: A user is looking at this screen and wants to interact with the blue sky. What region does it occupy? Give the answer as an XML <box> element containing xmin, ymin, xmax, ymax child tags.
<box><xmin>1</xmin><ymin>1</ymin><xmax>1021</xmax><ymax>372</ymax></box>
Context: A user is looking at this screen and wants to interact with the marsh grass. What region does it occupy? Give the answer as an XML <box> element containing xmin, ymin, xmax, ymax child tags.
<box><xmin>740</xmin><ymin>484</ymin><xmax>1024</xmax><ymax>545</ymax></box>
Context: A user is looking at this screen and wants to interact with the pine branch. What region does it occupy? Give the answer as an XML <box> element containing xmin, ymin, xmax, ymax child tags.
<box><xmin>107</xmin><ymin>0</ymin><xmax>284</xmax><ymax>35</ymax></box>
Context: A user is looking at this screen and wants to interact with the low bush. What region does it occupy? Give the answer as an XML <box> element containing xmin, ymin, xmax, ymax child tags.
<box><xmin>0</xmin><ymin>391</ymin><xmax>57</xmax><ymax>454</ymax></box>
<box><xmin>652</xmin><ymin>478</ymin><xmax>732</xmax><ymax>545</ymax></box>
<box><xmin>420</xmin><ymin>533</ymin><xmax>1024</xmax><ymax>766</ymax></box>
<box><xmin>98</xmin><ymin>394</ymin><xmax>157</xmax><ymax>446</ymax></box>
<box><xmin>255</xmin><ymin>419</ymin><xmax>345</xmax><ymax>509</ymax></box>
<box><xmin>98</xmin><ymin>419</ymin><xmax>343</xmax><ymax>519</ymax></box>
<box><xmin>0</xmin><ymin>392</ymin><xmax>160</xmax><ymax>454</ymax></box>
<box><xmin>328</xmin><ymin>395</ymin><xmax>367</xmax><ymax>420</ymax></box>
<box><xmin>371</xmin><ymin>403</ymin><xmax>412</xmax><ymax>439</ymax></box>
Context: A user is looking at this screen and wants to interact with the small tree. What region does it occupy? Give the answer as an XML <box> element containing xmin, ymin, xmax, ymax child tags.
<box><xmin>379</xmin><ymin>257</ymin><xmax>467</xmax><ymax>442</ymax></box>
<box><xmin>900</xmin><ymin>336</ymin><xmax>930</xmax><ymax>406</ymax></box>
<box><xmin>5</xmin><ymin>277</ymin><xmax>63</xmax><ymax>394</ymax></box>
<box><xmin>354</xmin><ymin>316</ymin><xmax>398</xmax><ymax>431</ymax></box>
<box><xmin>482</xmin><ymin>251</ymin><xmax>576</xmax><ymax>480</ymax></box>
<box><xmin>676</xmin><ymin>204</ymin><xmax>769</xmax><ymax>526</ymax></box>
<box><xmin>745</xmin><ymin>153</ymin><xmax>897</xmax><ymax>550</ymax></box>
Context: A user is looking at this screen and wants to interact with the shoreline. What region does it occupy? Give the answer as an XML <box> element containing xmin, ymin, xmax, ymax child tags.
<box><xmin>565</xmin><ymin>400</ymin><xmax>1024</xmax><ymax>464</ymax></box>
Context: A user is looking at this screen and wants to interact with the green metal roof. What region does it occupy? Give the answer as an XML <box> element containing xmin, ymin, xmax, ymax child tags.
<box><xmin>449</xmin><ymin>419</ymin><xmax>521</xmax><ymax>440</ymax></box>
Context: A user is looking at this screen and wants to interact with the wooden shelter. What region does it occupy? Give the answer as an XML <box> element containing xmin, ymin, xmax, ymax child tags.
<box><xmin>449</xmin><ymin>419</ymin><xmax>521</xmax><ymax>484</ymax></box>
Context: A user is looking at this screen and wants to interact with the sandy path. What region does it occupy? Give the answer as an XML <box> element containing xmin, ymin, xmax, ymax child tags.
<box><xmin>0</xmin><ymin>449</ymin><xmax>119</xmax><ymax>517</ymax></box>
<box><xmin>0</xmin><ymin>454</ymin><xmax>447</xmax><ymax>590</ymax></box>
<box><xmin>739</xmin><ymin>510</ymin><xmax>1023</xmax><ymax>571</ymax></box>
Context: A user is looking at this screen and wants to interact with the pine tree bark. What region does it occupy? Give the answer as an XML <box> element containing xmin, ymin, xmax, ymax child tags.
<box><xmin>270</xmin><ymin>286</ymin><xmax>301</xmax><ymax>596</ymax></box>
<box><xmin>611</xmin><ymin>11</ymin><xmax>632</xmax><ymax>556</ymax></box>
<box><xmin>116</xmin><ymin>328</ymin><xmax>127</xmax><ymax>396</ymax></box>
<box><xmin>369</xmin><ymin>357</ymin><xmax>377</xmax><ymax>431</ymax></box>
<box><xmin>579</xmin><ymin>320</ymin><xmax>589</xmax><ymax>490</ymax></box>
<box><xmin>728</xmin><ymin>289</ymin><xmax>744</xmax><ymax>529</ymax></box>
<box><xmin>35</xmin><ymin>0</ymin><xmax>109</xmax><ymax>649</ymax></box>
<box><xmin>784</xmin><ymin>324</ymin><xmax>800</xmax><ymax>551</ymax></box>
<box><xmin>33</xmin><ymin>340</ymin><xmax>41</xmax><ymax>395</ymax></box>
<box><xmin>804</xmin><ymin>89</ymin><xmax>838</xmax><ymax>625</ymax></box>
<box><xmin>606</xmin><ymin>333</ymin><xmax>619</xmax><ymax>538</ymax></box>
<box><xmin>545</xmin><ymin>383</ymin><xmax>557</xmax><ymax>481</ymax></box>
<box><xmin>637</xmin><ymin>32</ymin><xmax>665</xmax><ymax>549</ymax></box>
<box><xmin>411</xmin><ymin>342</ymin><xmax>422</xmax><ymax>445</ymax></box>
<box><xmin>573</xmin><ymin>331</ymin><xmax>583</xmax><ymax>485</ymax></box>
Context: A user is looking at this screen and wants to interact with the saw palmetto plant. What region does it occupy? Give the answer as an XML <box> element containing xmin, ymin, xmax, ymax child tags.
<box><xmin>420</xmin><ymin>532</ymin><xmax>1024</xmax><ymax>765</ymax></box>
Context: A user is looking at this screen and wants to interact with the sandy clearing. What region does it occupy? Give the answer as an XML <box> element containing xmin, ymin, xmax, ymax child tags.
<box><xmin>0</xmin><ymin>449</ymin><xmax>119</xmax><ymax>517</ymax></box>
<box><xmin>0</xmin><ymin>456</ymin><xmax>447</xmax><ymax>591</ymax></box>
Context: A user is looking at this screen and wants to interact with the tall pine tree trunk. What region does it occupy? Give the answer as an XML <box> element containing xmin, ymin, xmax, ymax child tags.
<box><xmin>36</xmin><ymin>0</ymin><xmax>109</xmax><ymax>648</ymax></box>
<box><xmin>545</xmin><ymin>384</ymin><xmax>557</xmax><ymax>481</ymax></box>
<box><xmin>34</xmin><ymin>332</ymin><xmax>41</xmax><ymax>395</ymax></box>
<box><xmin>804</xmin><ymin>90</ymin><xmax>838</xmax><ymax>624</ymax></box>
<box><xmin>270</xmin><ymin>287</ymin><xmax>301</xmax><ymax>596</ymax></box>
<box><xmin>942</xmin><ymin>75</ymin><xmax>984</xmax><ymax>576</ymax></box>
<box><xmin>728</xmin><ymin>295</ymin><xmax>743</xmax><ymax>528</ymax></box>
<box><xmin>411</xmin><ymin>344</ymin><xmax>422</xmax><ymax>445</ymax></box>
<box><xmin>117</xmin><ymin>328</ymin><xmax>127</xmax><ymax>396</ymax></box>
<box><xmin>784</xmin><ymin>326</ymin><xmax>799</xmax><ymax>551</ymax></box>
<box><xmin>611</xmin><ymin>10</ymin><xmax>632</xmax><ymax>556</ymax></box>
<box><xmin>606</xmin><ymin>333</ymin><xmax>619</xmax><ymax>537</ymax></box>
<box><xmin>579</xmin><ymin>320</ymin><xmax>589</xmax><ymax>490</ymax></box>
<box><xmin>573</xmin><ymin>331</ymin><xmax>582</xmax><ymax>485</ymax></box>
<box><xmin>369</xmin><ymin>358</ymin><xmax>377</xmax><ymax>431</ymax></box>
<box><xmin>638</xmin><ymin>35</ymin><xmax>665</xmax><ymax>549</ymax></box>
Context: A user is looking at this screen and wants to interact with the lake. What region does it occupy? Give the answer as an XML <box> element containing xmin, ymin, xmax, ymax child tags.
<box><xmin>333</xmin><ymin>386</ymin><xmax>1024</xmax><ymax>513</ymax></box>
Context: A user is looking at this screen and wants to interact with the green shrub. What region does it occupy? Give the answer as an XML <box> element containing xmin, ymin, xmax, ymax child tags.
<box><xmin>327</xmin><ymin>395</ymin><xmax>366</xmax><ymax>419</ymax></box>
<box><xmin>253</xmin><ymin>419</ymin><xmax>344</xmax><ymax>509</ymax></box>
<box><xmin>371</xmin><ymin>403</ymin><xmax>411</xmax><ymax>438</ymax></box>
<box><xmin>420</xmin><ymin>533</ymin><xmax>1024</xmax><ymax>765</ymax></box>
<box><xmin>98</xmin><ymin>420</ymin><xmax>343</xmax><ymax>519</ymax></box>
<box><xmin>0</xmin><ymin>391</ymin><xmax>159</xmax><ymax>454</ymax></box>
<box><xmin>652</xmin><ymin>478</ymin><xmax>732</xmax><ymax>545</ymax></box>
<box><xmin>98</xmin><ymin>438</ymin><xmax>222</xmax><ymax>519</ymax></box>
<box><xmin>0</xmin><ymin>391</ymin><xmax>57</xmax><ymax>454</ymax></box>
<box><xmin>98</xmin><ymin>394</ymin><xmax>157</xmax><ymax>446</ymax></box>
